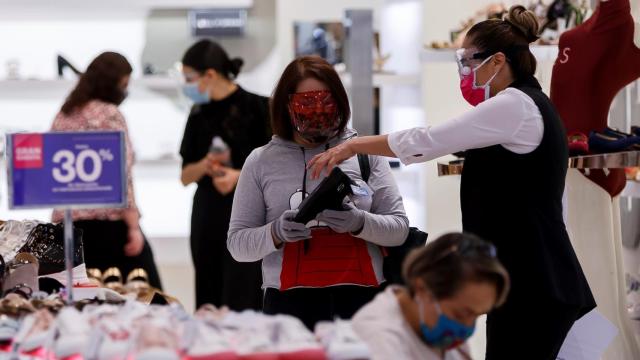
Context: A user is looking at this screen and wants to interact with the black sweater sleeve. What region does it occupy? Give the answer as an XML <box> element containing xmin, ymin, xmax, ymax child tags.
<box><xmin>179</xmin><ymin>109</ymin><xmax>199</xmax><ymax>168</ymax></box>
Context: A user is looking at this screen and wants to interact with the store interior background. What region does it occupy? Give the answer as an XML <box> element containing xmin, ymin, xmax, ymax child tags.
<box><xmin>0</xmin><ymin>0</ymin><xmax>639</xmax><ymax>357</ymax></box>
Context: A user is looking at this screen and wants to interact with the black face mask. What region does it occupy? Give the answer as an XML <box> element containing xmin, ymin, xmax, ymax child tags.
<box><xmin>114</xmin><ymin>89</ymin><xmax>128</xmax><ymax>105</ymax></box>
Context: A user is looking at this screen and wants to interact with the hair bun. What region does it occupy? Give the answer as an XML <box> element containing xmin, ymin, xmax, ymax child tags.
<box><xmin>229</xmin><ymin>58</ymin><xmax>244</xmax><ymax>78</ymax></box>
<box><xmin>506</xmin><ymin>5</ymin><xmax>540</xmax><ymax>43</ymax></box>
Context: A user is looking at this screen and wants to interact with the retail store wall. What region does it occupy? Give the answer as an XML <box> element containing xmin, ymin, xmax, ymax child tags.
<box><xmin>421</xmin><ymin>0</ymin><xmax>501</xmax><ymax>238</ymax></box>
<box><xmin>0</xmin><ymin>3</ymin><xmax>276</xmax><ymax>236</ymax></box>
<box><xmin>274</xmin><ymin>0</ymin><xmax>382</xmax><ymax>73</ymax></box>
<box><xmin>378</xmin><ymin>0</ymin><xmax>426</xmax><ymax>230</ymax></box>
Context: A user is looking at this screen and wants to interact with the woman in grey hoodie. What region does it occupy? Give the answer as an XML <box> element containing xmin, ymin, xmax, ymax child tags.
<box><xmin>227</xmin><ymin>56</ymin><xmax>409</xmax><ymax>329</ymax></box>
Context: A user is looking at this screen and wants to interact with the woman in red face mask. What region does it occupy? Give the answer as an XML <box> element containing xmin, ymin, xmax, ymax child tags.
<box><xmin>227</xmin><ymin>56</ymin><xmax>409</xmax><ymax>330</ymax></box>
<box><xmin>308</xmin><ymin>5</ymin><xmax>595</xmax><ymax>360</ymax></box>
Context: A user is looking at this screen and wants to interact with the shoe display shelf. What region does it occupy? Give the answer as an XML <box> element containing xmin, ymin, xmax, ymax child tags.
<box><xmin>437</xmin><ymin>160</ymin><xmax>464</xmax><ymax>177</ymax></box>
<box><xmin>340</xmin><ymin>72</ymin><xmax>420</xmax><ymax>88</ymax></box>
<box><xmin>0</xmin><ymin>76</ymin><xmax>182</xmax><ymax>98</ymax></box>
<box><xmin>421</xmin><ymin>45</ymin><xmax>559</xmax><ymax>64</ymax></box>
<box><xmin>438</xmin><ymin>151</ymin><xmax>640</xmax><ymax>177</ymax></box>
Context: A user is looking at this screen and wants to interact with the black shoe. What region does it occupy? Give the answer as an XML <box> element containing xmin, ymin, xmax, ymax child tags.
<box><xmin>588</xmin><ymin>131</ymin><xmax>640</xmax><ymax>153</ymax></box>
<box><xmin>57</xmin><ymin>55</ymin><xmax>81</xmax><ymax>78</ymax></box>
<box><xmin>18</xmin><ymin>224</ymin><xmax>86</xmax><ymax>283</ymax></box>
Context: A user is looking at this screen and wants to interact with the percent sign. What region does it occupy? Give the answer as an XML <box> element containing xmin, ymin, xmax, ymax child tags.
<box><xmin>99</xmin><ymin>149</ymin><xmax>114</xmax><ymax>162</ymax></box>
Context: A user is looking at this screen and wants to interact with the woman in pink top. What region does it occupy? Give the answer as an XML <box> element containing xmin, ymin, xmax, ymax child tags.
<box><xmin>51</xmin><ymin>52</ymin><xmax>161</xmax><ymax>288</ymax></box>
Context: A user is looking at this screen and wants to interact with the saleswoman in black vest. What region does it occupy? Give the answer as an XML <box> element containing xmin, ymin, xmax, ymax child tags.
<box><xmin>308</xmin><ymin>6</ymin><xmax>595</xmax><ymax>360</ymax></box>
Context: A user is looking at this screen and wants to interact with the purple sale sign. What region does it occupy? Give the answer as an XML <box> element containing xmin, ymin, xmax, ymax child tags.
<box><xmin>7</xmin><ymin>131</ymin><xmax>126</xmax><ymax>209</ymax></box>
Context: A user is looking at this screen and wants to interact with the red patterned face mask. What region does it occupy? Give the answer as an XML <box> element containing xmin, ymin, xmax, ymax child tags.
<box><xmin>288</xmin><ymin>90</ymin><xmax>340</xmax><ymax>144</ymax></box>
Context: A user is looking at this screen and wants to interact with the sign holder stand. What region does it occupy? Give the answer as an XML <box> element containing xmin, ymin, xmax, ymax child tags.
<box><xmin>63</xmin><ymin>209</ymin><xmax>74</xmax><ymax>303</ymax></box>
<box><xmin>6</xmin><ymin>131</ymin><xmax>126</xmax><ymax>305</ymax></box>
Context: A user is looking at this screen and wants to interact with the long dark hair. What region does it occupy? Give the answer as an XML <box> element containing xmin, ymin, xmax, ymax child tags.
<box><xmin>182</xmin><ymin>40</ymin><xmax>243</xmax><ymax>80</ymax></box>
<box><xmin>466</xmin><ymin>5</ymin><xmax>540</xmax><ymax>80</ymax></box>
<box><xmin>61</xmin><ymin>52</ymin><xmax>132</xmax><ymax>115</ymax></box>
<box><xmin>270</xmin><ymin>56</ymin><xmax>351</xmax><ymax>141</ymax></box>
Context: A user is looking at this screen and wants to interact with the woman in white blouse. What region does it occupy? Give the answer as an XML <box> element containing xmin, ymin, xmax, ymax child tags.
<box><xmin>309</xmin><ymin>6</ymin><xmax>595</xmax><ymax>360</ymax></box>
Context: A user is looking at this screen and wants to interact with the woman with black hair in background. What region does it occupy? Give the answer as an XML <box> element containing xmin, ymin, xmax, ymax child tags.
<box><xmin>180</xmin><ymin>40</ymin><xmax>271</xmax><ymax>310</ymax></box>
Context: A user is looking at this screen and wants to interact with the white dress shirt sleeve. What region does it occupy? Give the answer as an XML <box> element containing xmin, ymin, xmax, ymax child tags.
<box><xmin>387</xmin><ymin>88</ymin><xmax>544</xmax><ymax>165</ymax></box>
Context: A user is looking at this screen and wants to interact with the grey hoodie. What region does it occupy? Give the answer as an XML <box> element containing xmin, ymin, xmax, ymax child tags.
<box><xmin>227</xmin><ymin>129</ymin><xmax>409</xmax><ymax>289</ymax></box>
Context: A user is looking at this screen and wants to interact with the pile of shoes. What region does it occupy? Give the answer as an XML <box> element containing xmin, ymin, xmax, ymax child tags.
<box><xmin>316</xmin><ymin>319</ymin><xmax>371</xmax><ymax>360</ymax></box>
<box><xmin>0</xmin><ymin>302</ymin><xmax>334</xmax><ymax>360</ymax></box>
<box><xmin>428</xmin><ymin>3</ymin><xmax>506</xmax><ymax>49</ymax></box>
<box><xmin>568</xmin><ymin>127</ymin><xmax>640</xmax><ymax>156</ymax></box>
<box><xmin>426</xmin><ymin>0</ymin><xmax>592</xmax><ymax>49</ymax></box>
<box><xmin>0</xmin><ymin>220</ymin><xmax>89</xmax><ymax>289</ymax></box>
<box><xmin>87</xmin><ymin>267</ymin><xmax>180</xmax><ymax>306</ymax></box>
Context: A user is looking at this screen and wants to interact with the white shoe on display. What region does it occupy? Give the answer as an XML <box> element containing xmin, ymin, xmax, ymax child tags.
<box><xmin>15</xmin><ymin>309</ymin><xmax>55</xmax><ymax>355</ymax></box>
<box><xmin>272</xmin><ymin>315</ymin><xmax>326</xmax><ymax>360</ymax></box>
<box><xmin>221</xmin><ymin>311</ymin><xmax>277</xmax><ymax>360</ymax></box>
<box><xmin>315</xmin><ymin>320</ymin><xmax>370</xmax><ymax>360</ymax></box>
<box><xmin>0</xmin><ymin>314</ymin><xmax>20</xmax><ymax>350</ymax></box>
<box><xmin>53</xmin><ymin>307</ymin><xmax>91</xmax><ymax>359</ymax></box>
<box><xmin>94</xmin><ymin>317</ymin><xmax>133</xmax><ymax>360</ymax></box>
<box><xmin>185</xmin><ymin>320</ymin><xmax>239</xmax><ymax>360</ymax></box>
<box><xmin>133</xmin><ymin>317</ymin><xmax>181</xmax><ymax>360</ymax></box>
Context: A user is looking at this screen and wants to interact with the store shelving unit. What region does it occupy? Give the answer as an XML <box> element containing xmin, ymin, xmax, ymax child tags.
<box><xmin>0</xmin><ymin>76</ymin><xmax>182</xmax><ymax>98</ymax></box>
<box><xmin>0</xmin><ymin>0</ymin><xmax>253</xmax><ymax>11</ymax></box>
<box><xmin>438</xmin><ymin>151</ymin><xmax>640</xmax><ymax>177</ymax></box>
<box><xmin>569</xmin><ymin>151</ymin><xmax>640</xmax><ymax>169</ymax></box>
<box><xmin>339</xmin><ymin>72</ymin><xmax>420</xmax><ymax>88</ymax></box>
<box><xmin>420</xmin><ymin>45</ymin><xmax>560</xmax><ymax>64</ymax></box>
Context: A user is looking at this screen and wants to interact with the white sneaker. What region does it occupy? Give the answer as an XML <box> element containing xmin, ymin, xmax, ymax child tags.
<box><xmin>0</xmin><ymin>314</ymin><xmax>20</xmax><ymax>344</ymax></box>
<box><xmin>272</xmin><ymin>315</ymin><xmax>325</xmax><ymax>359</ymax></box>
<box><xmin>54</xmin><ymin>307</ymin><xmax>91</xmax><ymax>359</ymax></box>
<box><xmin>221</xmin><ymin>311</ymin><xmax>276</xmax><ymax>358</ymax></box>
<box><xmin>185</xmin><ymin>320</ymin><xmax>238</xmax><ymax>360</ymax></box>
<box><xmin>316</xmin><ymin>320</ymin><xmax>370</xmax><ymax>360</ymax></box>
<box><xmin>94</xmin><ymin>317</ymin><xmax>133</xmax><ymax>360</ymax></box>
<box><xmin>15</xmin><ymin>309</ymin><xmax>55</xmax><ymax>354</ymax></box>
<box><xmin>133</xmin><ymin>317</ymin><xmax>180</xmax><ymax>360</ymax></box>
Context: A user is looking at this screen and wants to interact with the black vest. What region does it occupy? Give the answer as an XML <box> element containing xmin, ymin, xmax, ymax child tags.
<box><xmin>460</xmin><ymin>77</ymin><xmax>596</xmax><ymax>315</ymax></box>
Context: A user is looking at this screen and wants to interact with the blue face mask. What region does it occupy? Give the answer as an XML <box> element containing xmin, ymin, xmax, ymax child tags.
<box><xmin>417</xmin><ymin>297</ymin><xmax>475</xmax><ymax>350</ymax></box>
<box><xmin>182</xmin><ymin>83</ymin><xmax>210</xmax><ymax>104</ymax></box>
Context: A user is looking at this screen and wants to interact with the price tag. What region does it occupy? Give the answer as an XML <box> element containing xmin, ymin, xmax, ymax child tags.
<box><xmin>7</xmin><ymin>131</ymin><xmax>126</xmax><ymax>209</ymax></box>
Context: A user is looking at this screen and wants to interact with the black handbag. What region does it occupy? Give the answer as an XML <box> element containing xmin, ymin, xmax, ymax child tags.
<box><xmin>357</xmin><ymin>154</ymin><xmax>428</xmax><ymax>286</ymax></box>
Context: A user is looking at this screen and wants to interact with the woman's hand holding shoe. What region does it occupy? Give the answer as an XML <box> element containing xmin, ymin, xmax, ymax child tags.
<box><xmin>316</xmin><ymin>203</ymin><xmax>365</xmax><ymax>234</ymax></box>
<box><xmin>271</xmin><ymin>210</ymin><xmax>311</xmax><ymax>247</ymax></box>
